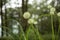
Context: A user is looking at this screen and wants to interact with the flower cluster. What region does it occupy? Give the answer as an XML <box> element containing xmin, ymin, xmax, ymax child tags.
<box><xmin>57</xmin><ymin>12</ymin><xmax>60</xmax><ymax>16</ymax></box>
<box><xmin>50</xmin><ymin>7</ymin><xmax>55</xmax><ymax>15</ymax></box>
<box><xmin>48</xmin><ymin>5</ymin><xmax>52</xmax><ymax>9</ymax></box>
<box><xmin>50</xmin><ymin>7</ymin><xmax>55</xmax><ymax>12</ymax></box>
<box><xmin>28</xmin><ymin>18</ymin><xmax>38</xmax><ymax>24</ymax></box>
<box><xmin>23</xmin><ymin>12</ymin><xmax>38</xmax><ymax>24</ymax></box>
<box><xmin>23</xmin><ymin>12</ymin><xmax>31</xmax><ymax>19</ymax></box>
<box><xmin>48</xmin><ymin>5</ymin><xmax>60</xmax><ymax>16</ymax></box>
<box><xmin>47</xmin><ymin>5</ymin><xmax>56</xmax><ymax>15</ymax></box>
<box><xmin>50</xmin><ymin>11</ymin><xmax>54</xmax><ymax>15</ymax></box>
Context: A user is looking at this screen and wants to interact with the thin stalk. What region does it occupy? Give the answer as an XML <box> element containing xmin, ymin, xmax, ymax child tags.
<box><xmin>58</xmin><ymin>16</ymin><xmax>60</xmax><ymax>39</ymax></box>
<box><xmin>19</xmin><ymin>24</ymin><xmax>27</xmax><ymax>40</ymax></box>
<box><xmin>51</xmin><ymin>15</ymin><xmax>55</xmax><ymax>40</ymax></box>
<box><xmin>26</xmin><ymin>24</ymin><xmax>35</xmax><ymax>40</ymax></box>
<box><xmin>35</xmin><ymin>27</ymin><xmax>43</xmax><ymax>40</ymax></box>
<box><xmin>31</xmin><ymin>24</ymin><xmax>43</xmax><ymax>40</ymax></box>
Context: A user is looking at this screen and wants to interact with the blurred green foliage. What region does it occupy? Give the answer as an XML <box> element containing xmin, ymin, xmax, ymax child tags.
<box><xmin>0</xmin><ymin>0</ymin><xmax>60</xmax><ymax>40</ymax></box>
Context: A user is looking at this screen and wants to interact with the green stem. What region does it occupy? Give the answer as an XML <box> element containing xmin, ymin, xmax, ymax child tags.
<box><xmin>51</xmin><ymin>15</ymin><xmax>55</xmax><ymax>40</ymax></box>
<box><xmin>19</xmin><ymin>24</ymin><xmax>27</xmax><ymax>40</ymax></box>
<box><xmin>31</xmin><ymin>24</ymin><xmax>43</xmax><ymax>40</ymax></box>
<box><xmin>35</xmin><ymin>27</ymin><xmax>43</xmax><ymax>40</ymax></box>
<box><xmin>58</xmin><ymin>16</ymin><xmax>60</xmax><ymax>39</ymax></box>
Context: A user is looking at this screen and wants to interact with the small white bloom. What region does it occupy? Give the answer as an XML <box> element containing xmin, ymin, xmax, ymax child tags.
<box><xmin>50</xmin><ymin>11</ymin><xmax>54</xmax><ymax>15</ymax></box>
<box><xmin>34</xmin><ymin>21</ymin><xmax>38</xmax><ymax>24</ymax></box>
<box><xmin>31</xmin><ymin>14</ymin><xmax>39</xmax><ymax>19</ymax></box>
<box><xmin>57</xmin><ymin>12</ymin><xmax>60</xmax><ymax>16</ymax></box>
<box><xmin>31</xmin><ymin>14</ymin><xmax>35</xmax><ymax>18</ymax></box>
<box><xmin>48</xmin><ymin>5</ymin><xmax>52</xmax><ymax>8</ymax></box>
<box><xmin>50</xmin><ymin>7</ymin><xmax>55</xmax><ymax>12</ymax></box>
<box><xmin>13</xmin><ymin>29</ymin><xmax>19</xmax><ymax>34</ymax></box>
<box><xmin>35</xmin><ymin>15</ymin><xmax>39</xmax><ymax>19</ymax></box>
<box><xmin>28</xmin><ymin>19</ymin><xmax>34</xmax><ymax>24</ymax></box>
<box><xmin>37</xmin><ymin>7</ymin><xmax>40</xmax><ymax>10</ymax></box>
<box><xmin>23</xmin><ymin>12</ymin><xmax>31</xmax><ymax>19</ymax></box>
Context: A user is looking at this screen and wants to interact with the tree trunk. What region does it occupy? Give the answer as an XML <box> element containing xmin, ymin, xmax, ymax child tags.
<box><xmin>21</xmin><ymin>0</ymin><xmax>28</xmax><ymax>32</ymax></box>
<box><xmin>1</xmin><ymin>0</ymin><xmax>4</xmax><ymax>36</ymax></box>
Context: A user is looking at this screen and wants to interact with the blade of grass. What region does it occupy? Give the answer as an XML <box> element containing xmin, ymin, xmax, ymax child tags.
<box><xmin>51</xmin><ymin>15</ymin><xmax>55</xmax><ymax>40</ymax></box>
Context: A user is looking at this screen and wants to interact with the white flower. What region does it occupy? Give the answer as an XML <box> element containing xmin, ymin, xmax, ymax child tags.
<box><xmin>50</xmin><ymin>7</ymin><xmax>55</xmax><ymax>12</ymax></box>
<box><xmin>23</xmin><ymin>12</ymin><xmax>31</xmax><ymax>19</ymax></box>
<box><xmin>37</xmin><ymin>7</ymin><xmax>40</xmax><ymax>10</ymax></box>
<box><xmin>50</xmin><ymin>11</ymin><xmax>54</xmax><ymax>15</ymax></box>
<box><xmin>31</xmin><ymin>14</ymin><xmax>35</xmax><ymax>18</ymax></box>
<box><xmin>28</xmin><ymin>19</ymin><xmax>34</xmax><ymax>24</ymax></box>
<box><xmin>48</xmin><ymin>5</ymin><xmax>52</xmax><ymax>8</ymax></box>
<box><xmin>57</xmin><ymin>12</ymin><xmax>60</xmax><ymax>16</ymax></box>
<box><xmin>31</xmin><ymin>14</ymin><xmax>39</xmax><ymax>19</ymax></box>
<box><xmin>34</xmin><ymin>21</ymin><xmax>38</xmax><ymax>24</ymax></box>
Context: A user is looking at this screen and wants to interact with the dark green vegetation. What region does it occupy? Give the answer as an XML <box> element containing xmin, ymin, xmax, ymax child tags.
<box><xmin>0</xmin><ymin>0</ymin><xmax>60</xmax><ymax>40</ymax></box>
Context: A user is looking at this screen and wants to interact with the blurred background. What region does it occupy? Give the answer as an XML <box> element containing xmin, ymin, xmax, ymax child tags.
<box><xmin>0</xmin><ymin>0</ymin><xmax>60</xmax><ymax>40</ymax></box>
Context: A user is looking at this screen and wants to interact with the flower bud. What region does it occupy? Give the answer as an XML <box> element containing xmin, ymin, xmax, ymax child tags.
<box><xmin>28</xmin><ymin>19</ymin><xmax>34</xmax><ymax>24</ymax></box>
<box><xmin>34</xmin><ymin>21</ymin><xmax>38</xmax><ymax>24</ymax></box>
<box><xmin>48</xmin><ymin>5</ymin><xmax>52</xmax><ymax>8</ymax></box>
<box><xmin>57</xmin><ymin>12</ymin><xmax>60</xmax><ymax>16</ymax></box>
<box><xmin>23</xmin><ymin>12</ymin><xmax>31</xmax><ymax>19</ymax></box>
<box><xmin>50</xmin><ymin>7</ymin><xmax>55</xmax><ymax>12</ymax></box>
<box><xmin>50</xmin><ymin>11</ymin><xmax>54</xmax><ymax>15</ymax></box>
